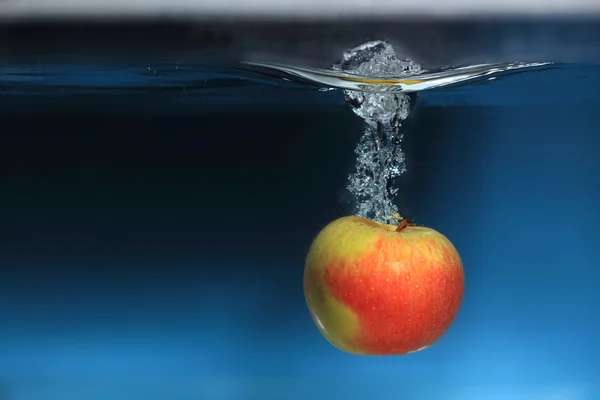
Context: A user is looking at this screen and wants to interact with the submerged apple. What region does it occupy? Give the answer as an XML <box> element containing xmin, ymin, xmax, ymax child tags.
<box><xmin>303</xmin><ymin>215</ymin><xmax>464</xmax><ymax>356</ymax></box>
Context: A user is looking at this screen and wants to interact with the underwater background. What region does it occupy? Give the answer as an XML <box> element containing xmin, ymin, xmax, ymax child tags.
<box><xmin>1</xmin><ymin>19</ymin><xmax>599</xmax><ymax>400</ymax></box>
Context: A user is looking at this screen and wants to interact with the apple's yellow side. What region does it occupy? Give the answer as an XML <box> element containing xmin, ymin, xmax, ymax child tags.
<box><xmin>304</xmin><ymin>216</ymin><xmax>401</xmax><ymax>354</ymax></box>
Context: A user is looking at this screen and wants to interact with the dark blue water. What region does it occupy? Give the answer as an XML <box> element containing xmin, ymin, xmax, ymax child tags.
<box><xmin>1</xmin><ymin>58</ymin><xmax>599</xmax><ymax>400</ymax></box>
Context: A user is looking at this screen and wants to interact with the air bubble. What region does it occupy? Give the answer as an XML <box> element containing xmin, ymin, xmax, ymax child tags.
<box><xmin>335</xmin><ymin>41</ymin><xmax>421</xmax><ymax>225</ymax></box>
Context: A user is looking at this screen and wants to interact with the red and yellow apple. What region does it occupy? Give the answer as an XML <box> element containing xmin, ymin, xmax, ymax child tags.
<box><xmin>303</xmin><ymin>215</ymin><xmax>464</xmax><ymax>356</ymax></box>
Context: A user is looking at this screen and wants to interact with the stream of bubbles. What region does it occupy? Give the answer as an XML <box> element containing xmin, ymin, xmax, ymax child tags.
<box><xmin>334</xmin><ymin>41</ymin><xmax>423</xmax><ymax>225</ymax></box>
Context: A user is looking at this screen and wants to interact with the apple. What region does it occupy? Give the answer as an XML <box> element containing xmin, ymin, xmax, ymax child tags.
<box><xmin>303</xmin><ymin>215</ymin><xmax>464</xmax><ymax>356</ymax></box>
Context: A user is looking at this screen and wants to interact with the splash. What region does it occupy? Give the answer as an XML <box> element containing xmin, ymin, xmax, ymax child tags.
<box><xmin>334</xmin><ymin>41</ymin><xmax>422</xmax><ymax>224</ymax></box>
<box><xmin>241</xmin><ymin>47</ymin><xmax>551</xmax><ymax>223</ymax></box>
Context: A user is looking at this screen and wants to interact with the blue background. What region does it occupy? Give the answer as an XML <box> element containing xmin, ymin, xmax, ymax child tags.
<box><xmin>1</xmin><ymin>59</ymin><xmax>599</xmax><ymax>399</ymax></box>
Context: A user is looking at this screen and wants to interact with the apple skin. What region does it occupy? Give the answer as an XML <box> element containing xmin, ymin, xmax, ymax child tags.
<box><xmin>303</xmin><ymin>215</ymin><xmax>464</xmax><ymax>356</ymax></box>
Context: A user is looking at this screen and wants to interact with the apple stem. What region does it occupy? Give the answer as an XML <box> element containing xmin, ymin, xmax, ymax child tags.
<box><xmin>395</xmin><ymin>218</ymin><xmax>415</xmax><ymax>232</ymax></box>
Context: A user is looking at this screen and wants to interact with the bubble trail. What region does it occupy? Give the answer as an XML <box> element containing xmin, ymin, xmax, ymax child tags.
<box><xmin>334</xmin><ymin>40</ymin><xmax>422</xmax><ymax>225</ymax></box>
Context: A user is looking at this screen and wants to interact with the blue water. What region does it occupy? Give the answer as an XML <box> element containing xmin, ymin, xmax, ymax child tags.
<box><xmin>1</xmin><ymin>61</ymin><xmax>599</xmax><ymax>400</ymax></box>
<box><xmin>2</xmin><ymin>62</ymin><xmax>599</xmax><ymax>108</ymax></box>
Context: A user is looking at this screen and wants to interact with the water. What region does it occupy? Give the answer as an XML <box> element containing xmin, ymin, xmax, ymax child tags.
<box><xmin>335</xmin><ymin>40</ymin><xmax>418</xmax><ymax>224</ymax></box>
<box><xmin>1</xmin><ymin>21</ymin><xmax>600</xmax><ymax>400</ymax></box>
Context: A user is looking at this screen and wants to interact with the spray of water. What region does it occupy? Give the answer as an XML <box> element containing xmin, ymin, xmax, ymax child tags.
<box><xmin>334</xmin><ymin>41</ymin><xmax>423</xmax><ymax>225</ymax></box>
